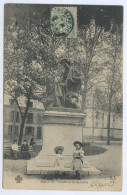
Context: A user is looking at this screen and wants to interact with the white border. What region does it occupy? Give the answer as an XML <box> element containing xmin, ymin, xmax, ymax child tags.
<box><xmin>0</xmin><ymin>0</ymin><xmax>127</xmax><ymax>194</ymax></box>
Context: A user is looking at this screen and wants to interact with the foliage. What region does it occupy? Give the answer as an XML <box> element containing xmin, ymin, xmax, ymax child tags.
<box><xmin>4</xmin><ymin>10</ymin><xmax>123</xmax><ymax>144</ymax></box>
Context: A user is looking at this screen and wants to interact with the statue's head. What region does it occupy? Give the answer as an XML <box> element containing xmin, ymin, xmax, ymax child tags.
<box><xmin>60</xmin><ymin>59</ymin><xmax>71</xmax><ymax>68</ymax></box>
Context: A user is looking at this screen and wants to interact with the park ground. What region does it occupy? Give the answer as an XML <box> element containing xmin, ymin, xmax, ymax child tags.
<box><xmin>3</xmin><ymin>141</ymin><xmax>122</xmax><ymax>187</ymax></box>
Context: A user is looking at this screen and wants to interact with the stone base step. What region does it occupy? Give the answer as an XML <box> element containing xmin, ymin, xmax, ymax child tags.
<box><xmin>27</xmin><ymin>159</ymin><xmax>101</xmax><ymax>175</ymax></box>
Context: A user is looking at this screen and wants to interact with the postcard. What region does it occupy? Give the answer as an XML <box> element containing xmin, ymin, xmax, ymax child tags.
<box><xmin>3</xmin><ymin>3</ymin><xmax>123</xmax><ymax>190</ymax></box>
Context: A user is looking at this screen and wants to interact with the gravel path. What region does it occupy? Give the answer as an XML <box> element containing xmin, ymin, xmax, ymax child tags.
<box><xmin>3</xmin><ymin>142</ymin><xmax>122</xmax><ymax>185</ymax></box>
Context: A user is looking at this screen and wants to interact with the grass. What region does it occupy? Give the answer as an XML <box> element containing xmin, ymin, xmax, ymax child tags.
<box><xmin>82</xmin><ymin>145</ymin><xmax>107</xmax><ymax>156</ymax></box>
<box><xmin>4</xmin><ymin>143</ymin><xmax>107</xmax><ymax>159</ymax></box>
<box><xmin>33</xmin><ymin>144</ymin><xmax>107</xmax><ymax>157</ymax></box>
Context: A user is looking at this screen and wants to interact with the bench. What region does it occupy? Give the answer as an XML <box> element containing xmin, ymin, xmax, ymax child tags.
<box><xmin>4</xmin><ymin>145</ymin><xmax>35</xmax><ymax>159</ymax></box>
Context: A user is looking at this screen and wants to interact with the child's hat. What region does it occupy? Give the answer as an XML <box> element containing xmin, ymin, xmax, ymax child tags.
<box><xmin>54</xmin><ymin>146</ymin><xmax>64</xmax><ymax>154</ymax></box>
<box><xmin>73</xmin><ymin>141</ymin><xmax>83</xmax><ymax>147</ymax></box>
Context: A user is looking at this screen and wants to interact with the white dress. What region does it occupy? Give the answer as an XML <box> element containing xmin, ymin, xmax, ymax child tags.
<box><xmin>54</xmin><ymin>154</ymin><xmax>64</xmax><ymax>171</ymax></box>
<box><xmin>72</xmin><ymin>149</ymin><xmax>84</xmax><ymax>171</ymax></box>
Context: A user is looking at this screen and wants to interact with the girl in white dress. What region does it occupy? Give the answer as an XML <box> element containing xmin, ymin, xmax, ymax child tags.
<box><xmin>72</xmin><ymin>141</ymin><xmax>84</xmax><ymax>179</ymax></box>
<box><xmin>54</xmin><ymin>146</ymin><xmax>64</xmax><ymax>177</ymax></box>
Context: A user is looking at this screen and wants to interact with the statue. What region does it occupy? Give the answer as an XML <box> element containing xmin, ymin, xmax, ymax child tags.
<box><xmin>44</xmin><ymin>59</ymin><xmax>82</xmax><ymax>109</ymax></box>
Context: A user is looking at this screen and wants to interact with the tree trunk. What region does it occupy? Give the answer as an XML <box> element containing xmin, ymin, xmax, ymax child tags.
<box><xmin>101</xmin><ymin>111</ymin><xmax>104</xmax><ymax>141</ymax></box>
<box><xmin>81</xmin><ymin>83</ymin><xmax>87</xmax><ymax>112</ymax></box>
<box><xmin>18</xmin><ymin>96</ymin><xmax>31</xmax><ymax>145</ymax></box>
<box><xmin>18</xmin><ymin>122</ymin><xmax>25</xmax><ymax>146</ymax></box>
<box><xmin>92</xmin><ymin>110</ymin><xmax>95</xmax><ymax>143</ymax></box>
<box><xmin>107</xmin><ymin>97</ymin><xmax>112</xmax><ymax>145</ymax></box>
<box><xmin>81</xmin><ymin>91</ymin><xmax>86</xmax><ymax>112</ymax></box>
<box><xmin>92</xmin><ymin>95</ymin><xmax>95</xmax><ymax>143</ymax></box>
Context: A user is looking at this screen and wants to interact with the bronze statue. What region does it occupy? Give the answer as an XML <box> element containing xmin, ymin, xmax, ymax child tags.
<box><xmin>44</xmin><ymin>59</ymin><xmax>82</xmax><ymax>109</ymax></box>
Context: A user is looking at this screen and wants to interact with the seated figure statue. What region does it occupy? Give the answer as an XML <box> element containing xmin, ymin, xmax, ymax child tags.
<box><xmin>60</xmin><ymin>59</ymin><xmax>82</xmax><ymax>108</ymax></box>
<box><xmin>44</xmin><ymin>59</ymin><xmax>82</xmax><ymax>109</ymax></box>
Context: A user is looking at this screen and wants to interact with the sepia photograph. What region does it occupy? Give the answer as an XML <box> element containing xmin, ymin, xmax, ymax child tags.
<box><xmin>3</xmin><ymin>3</ymin><xmax>123</xmax><ymax>191</ymax></box>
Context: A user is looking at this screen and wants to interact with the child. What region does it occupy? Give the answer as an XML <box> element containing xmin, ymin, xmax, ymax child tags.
<box><xmin>72</xmin><ymin>141</ymin><xmax>84</xmax><ymax>179</ymax></box>
<box><xmin>30</xmin><ymin>135</ymin><xmax>36</xmax><ymax>146</ymax></box>
<box><xmin>11</xmin><ymin>139</ymin><xmax>21</xmax><ymax>159</ymax></box>
<box><xmin>54</xmin><ymin>146</ymin><xmax>64</xmax><ymax>177</ymax></box>
<box><xmin>21</xmin><ymin>140</ymin><xmax>31</xmax><ymax>159</ymax></box>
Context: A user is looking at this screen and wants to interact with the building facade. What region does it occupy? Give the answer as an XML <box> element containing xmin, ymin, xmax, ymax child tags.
<box><xmin>4</xmin><ymin>94</ymin><xmax>44</xmax><ymax>142</ymax></box>
<box><xmin>4</xmin><ymin>94</ymin><xmax>122</xmax><ymax>143</ymax></box>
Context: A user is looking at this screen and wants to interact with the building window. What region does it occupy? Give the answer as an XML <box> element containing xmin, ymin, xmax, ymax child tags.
<box><xmin>113</xmin><ymin>114</ymin><xmax>115</xmax><ymax>122</ymax></box>
<box><xmin>9</xmin><ymin>99</ymin><xmax>14</xmax><ymax>105</ymax></box>
<box><xmin>29</xmin><ymin>102</ymin><xmax>33</xmax><ymax>108</ymax></box>
<box><xmin>26</xmin><ymin>113</ymin><xmax>33</xmax><ymax>123</ymax></box>
<box><xmin>15</xmin><ymin>126</ymin><xmax>19</xmax><ymax>136</ymax></box>
<box><xmin>25</xmin><ymin>127</ymin><xmax>34</xmax><ymax>136</ymax></box>
<box><xmin>83</xmin><ymin>121</ymin><xmax>86</xmax><ymax>127</ymax></box>
<box><xmin>8</xmin><ymin>125</ymin><xmax>13</xmax><ymax>135</ymax></box>
<box><xmin>96</xmin><ymin>111</ymin><xmax>99</xmax><ymax>120</ymax></box>
<box><xmin>16</xmin><ymin>112</ymin><xmax>19</xmax><ymax>122</ymax></box>
<box><xmin>37</xmin><ymin>127</ymin><xmax>42</xmax><ymax>139</ymax></box>
<box><xmin>38</xmin><ymin>114</ymin><xmax>42</xmax><ymax>124</ymax></box>
<box><xmin>95</xmin><ymin>122</ymin><xmax>98</xmax><ymax>127</ymax></box>
<box><xmin>10</xmin><ymin>111</ymin><xmax>14</xmax><ymax>121</ymax></box>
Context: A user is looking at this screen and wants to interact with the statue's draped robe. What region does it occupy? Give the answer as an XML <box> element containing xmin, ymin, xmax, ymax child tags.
<box><xmin>45</xmin><ymin>65</ymin><xmax>81</xmax><ymax>108</ymax></box>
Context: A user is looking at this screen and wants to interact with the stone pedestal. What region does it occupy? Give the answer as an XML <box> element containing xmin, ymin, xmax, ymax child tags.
<box><xmin>27</xmin><ymin>107</ymin><xmax>101</xmax><ymax>175</ymax></box>
<box><xmin>39</xmin><ymin>107</ymin><xmax>84</xmax><ymax>155</ymax></box>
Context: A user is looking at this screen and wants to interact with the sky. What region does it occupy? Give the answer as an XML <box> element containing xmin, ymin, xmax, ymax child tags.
<box><xmin>4</xmin><ymin>4</ymin><xmax>123</xmax><ymax>30</ymax></box>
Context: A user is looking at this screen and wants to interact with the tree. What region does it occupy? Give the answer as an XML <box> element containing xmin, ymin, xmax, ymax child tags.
<box><xmin>4</xmin><ymin>16</ymin><xmax>67</xmax><ymax>145</ymax></box>
<box><xmin>92</xmin><ymin>88</ymin><xmax>107</xmax><ymax>141</ymax></box>
<box><xmin>104</xmin><ymin>22</ymin><xmax>122</xmax><ymax>145</ymax></box>
<box><xmin>4</xmin><ymin>18</ymin><xmax>49</xmax><ymax>145</ymax></box>
<box><xmin>4</xmin><ymin>7</ymin><xmax>123</xmax><ymax>145</ymax></box>
<box><xmin>87</xmin><ymin>22</ymin><xmax>122</xmax><ymax>145</ymax></box>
